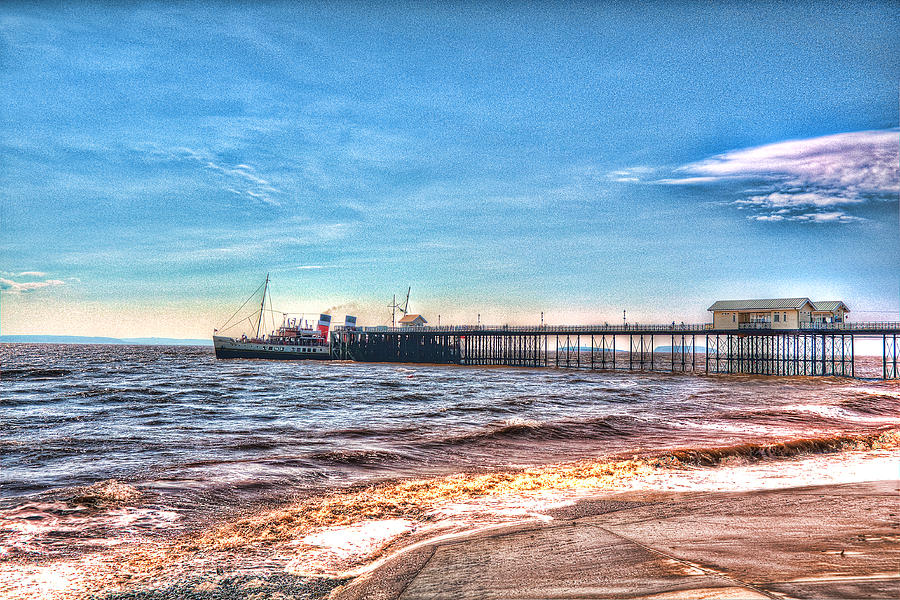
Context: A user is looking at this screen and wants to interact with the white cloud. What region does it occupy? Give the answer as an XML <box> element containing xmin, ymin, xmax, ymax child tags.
<box><xmin>0</xmin><ymin>277</ymin><xmax>65</xmax><ymax>294</ymax></box>
<box><xmin>664</xmin><ymin>129</ymin><xmax>897</xmax><ymax>223</ymax></box>
<box><xmin>750</xmin><ymin>210</ymin><xmax>863</xmax><ymax>224</ymax></box>
<box><xmin>736</xmin><ymin>191</ymin><xmax>866</xmax><ymax>209</ymax></box>
<box><xmin>792</xmin><ymin>211</ymin><xmax>864</xmax><ymax>224</ymax></box>
<box><xmin>671</xmin><ymin>129</ymin><xmax>898</xmax><ymax>193</ymax></box>
<box><xmin>607</xmin><ymin>166</ymin><xmax>655</xmax><ymax>183</ymax></box>
<box><xmin>654</xmin><ymin>176</ymin><xmax>720</xmax><ymax>185</ymax></box>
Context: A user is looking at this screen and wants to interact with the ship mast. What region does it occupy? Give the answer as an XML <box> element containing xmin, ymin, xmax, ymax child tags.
<box><xmin>255</xmin><ymin>274</ymin><xmax>269</xmax><ymax>338</ymax></box>
<box><xmin>387</xmin><ymin>287</ymin><xmax>411</xmax><ymax>327</ymax></box>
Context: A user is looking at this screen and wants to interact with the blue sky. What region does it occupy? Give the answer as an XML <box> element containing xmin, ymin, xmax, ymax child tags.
<box><xmin>1</xmin><ymin>1</ymin><xmax>898</xmax><ymax>337</ymax></box>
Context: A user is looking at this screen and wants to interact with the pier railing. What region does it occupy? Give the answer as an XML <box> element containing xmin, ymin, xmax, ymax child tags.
<box><xmin>799</xmin><ymin>322</ymin><xmax>900</xmax><ymax>331</ymax></box>
<box><xmin>331</xmin><ymin>322</ymin><xmax>900</xmax><ymax>335</ymax></box>
<box><xmin>337</xmin><ymin>323</ymin><xmax>715</xmax><ymax>334</ymax></box>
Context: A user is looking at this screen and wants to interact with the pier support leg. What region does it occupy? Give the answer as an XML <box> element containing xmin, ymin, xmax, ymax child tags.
<box><xmin>705</xmin><ymin>334</ymin><xmax>709</xmax><ymax>374</ymax></box>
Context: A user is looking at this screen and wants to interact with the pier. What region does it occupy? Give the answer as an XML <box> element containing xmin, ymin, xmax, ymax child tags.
<box><xmin>330</xmin><ymin>323</ymin><xmax>900</xmax><ymax>379</ymax></box>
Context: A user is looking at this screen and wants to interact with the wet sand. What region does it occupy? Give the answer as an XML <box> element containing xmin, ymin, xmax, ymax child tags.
<box><xmin>334</xmin><ymin>480</ymin><xmax>899</xmax><ymax>600</ymax></box>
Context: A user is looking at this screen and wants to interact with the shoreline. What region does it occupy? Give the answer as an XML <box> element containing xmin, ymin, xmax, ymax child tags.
<box><xmin>334</xmin><ymin>480</ymin><xmax>900</xmax><ymax>600</ymax></box>
<box><xmin>2</xmin><ymin>450</ymin><xmax>897</xmax><ymax>599</ymax></box>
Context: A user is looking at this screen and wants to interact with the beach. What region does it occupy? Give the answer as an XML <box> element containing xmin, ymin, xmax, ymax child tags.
<box><xmin>336</xmin><ymin>480</ymin><xmax>899</xmax><ymax>600</ymax></box>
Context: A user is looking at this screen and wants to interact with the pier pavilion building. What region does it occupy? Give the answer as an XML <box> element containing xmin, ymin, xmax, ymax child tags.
<box><xmin>709</xmin><ymin>298</ymin><xmax>849</xmax><ymax>330</ymax></box>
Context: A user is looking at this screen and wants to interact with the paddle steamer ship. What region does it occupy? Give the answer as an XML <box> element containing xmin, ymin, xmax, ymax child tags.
<box><xmin>213</xmin><ymin>275</ymin><xmax>352</xmax><ymax>360</ymax></box>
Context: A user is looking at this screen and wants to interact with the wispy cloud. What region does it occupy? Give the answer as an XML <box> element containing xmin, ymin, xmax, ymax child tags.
<box><xmin>661</xmin><ymin>129</ymin><xmax>898</xmax><ymax>223</ymax></box>
<box><xmin>736</xmin><ymin>192</ymin><xmax>865</xmax><ymax>209</ymax></box>
<box><xmin>606</xmin><ymin>166</ymin><xmax>655</xmax><ymax>183</ymax></box>
<box><xmin>0</xmin><ymin>277</ymin><xmax>65</xmax><ymax>294</ymax></box>
<box><xmin>138</xmin><ymin>145</ymin><xmax>283</xmax><ymax>207</ymax></box>
<box><xmin>654</xmin><ymin>176</ymin><xmax>719</xmax><ymax>185</ymax></box>
<box><xmin>1</xmin><ymin>270</ymin><xmax>47</xmax><ymax>277</ymax></box>
<box><xmin>749</xmin><ymin>210</ymin><xmax>863</xmax><ymax>224</ymax></box>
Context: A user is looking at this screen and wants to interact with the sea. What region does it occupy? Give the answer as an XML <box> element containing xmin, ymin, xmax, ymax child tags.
<box><xmin>1</xmin><ymin>343</ymin><xmax>898</xmax><ymax>599</ymax></box>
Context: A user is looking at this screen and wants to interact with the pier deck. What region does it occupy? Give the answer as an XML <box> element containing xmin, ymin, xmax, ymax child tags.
<box><xmin>330</xmin><ymin>322</ymin><xmax>900</xmax><ymax>379</ymax></box>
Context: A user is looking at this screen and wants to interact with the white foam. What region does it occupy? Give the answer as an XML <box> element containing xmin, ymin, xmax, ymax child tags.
<box><xmin>287</xmin><ymin>518</ymin><xmax>417</xmax><ymax>576</ymax></box>
<box><xmin>630</xmin><ymin>448</ymin><xmax>900</xmax><ymax>493</ymax></box>
<box><xmin>0</xmin><ymin>503</ymin><xmax>181</xmax><ymax>556</ymax></box>
<box><xmin>300</xmin><ymin>518</ymin><xmax>415</xmax><ymax>557</ymax></box>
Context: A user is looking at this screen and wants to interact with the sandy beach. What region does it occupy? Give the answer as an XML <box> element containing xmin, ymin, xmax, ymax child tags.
<box><xmin>335</xmin><ymin>480</ymin><xmax>899</xmax><ymax>600</ymax></box>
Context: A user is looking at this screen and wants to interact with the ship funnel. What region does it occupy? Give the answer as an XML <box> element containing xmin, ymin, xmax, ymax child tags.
<box><xmin>344</xmin><ymin>315</ymin><xmax>357</xmax><ymax>329</ymax></box>
<box><xmin>317</xmin><ymin>314</ymin><xmax>332</xmax><ymax>338</ymax></box>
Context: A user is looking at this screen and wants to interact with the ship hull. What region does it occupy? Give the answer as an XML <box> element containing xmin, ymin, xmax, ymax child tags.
<box><xmin>214</xmin><ymin>347</ymin><xmax>330</xmax><ymax>360</ymax></box>
<box><xmin>213</xmin><ymin>336</ymin><xmax>330</xmax><ymax>361</ymax></box>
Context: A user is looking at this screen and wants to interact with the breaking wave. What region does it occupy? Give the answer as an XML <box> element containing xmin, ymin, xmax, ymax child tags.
<box><xmin>64</xmin><ymin>479</ymin><xmax>143</xmax><ymax>507</ymax></box>
<box><xmin>654</xmin><ymin>428</ymin><xmax>899</xmax><ymax>467</ymax></box>
<box><xmin>423</xmin><ymin>415</ymin><xmax>640</xmax><ymax>448</ymax></box>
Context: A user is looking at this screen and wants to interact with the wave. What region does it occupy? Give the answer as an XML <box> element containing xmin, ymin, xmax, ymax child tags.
<box><xmin>720</xmin><ymin>398</ymin><xmax>900</xmax><ymax>427</ymax></box>
<box><xmin>388</xmin><ymin>392</ymin><xmax>433</xmax><ymax>402</ymax></box>
<box><xmin>720</xmin><ymin>406</ymin><xmax>854</xmax><ymax>425</ymax></box>
<box><xmin>375</xmin><ymin>380</ymin><xmax>405</xmax><ymax>388</ymax></box>
<box><xmin>656</xmin><ymin>429</ymin><xmax>899</xmax><ymax>468</ymax></box>
<box><xmin>70</xmin><ymin>386</ymin><xmax>171</xmax><ymax>399</ymax></box>
<box><xmin>423</xmin><ymin>415</ymin><xmax>638</xmax><ymax>448</ymax></box>
<box><xmin>63</xmin><ymin>479</ymin><xmax>142</xmax><ymax>507</ymax></box>
<box><xmin>323</xmin><ymin>425</ymin><xmax>422</xmax><ymax>439</ymax></box>
<box><xmin>308</xmin><ymin>449</ymin><xmax>409</xmax><ymax>465</ymax></box>
<box><xmin>1</xmin><ymin>367</ymin><xmax>72</xmax><ymax>380</ymax></box>
<box><xmin>231</xmin><ymin>439</ymin><xmax>283</xmax><ymax>451</ymax></box>
<box><xmin>839</xmin><ymin>392</ymin><xmax>900</xmax><ymax>416</ymax></box>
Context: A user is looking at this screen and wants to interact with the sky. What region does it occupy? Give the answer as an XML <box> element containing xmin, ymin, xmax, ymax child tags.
<box><xmin>1</xmin><ymin>1</ymin><xmax>898</xmax><ymax>338</ymax></box>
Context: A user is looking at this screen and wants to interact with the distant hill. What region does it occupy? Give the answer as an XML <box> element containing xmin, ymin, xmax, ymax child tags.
<box><xmin>556</xmin><ymin>346</ymin><xmax>709</xmax><ymax>353</ymax></box>
<box><xmin>0</xmin><ymin>335</ymin><xmax>212</xmax><ymax>346</ymax></box>
<box><xmin>556</xmin><ymin>347</ymin><xmax>627</xmax><ymax>353</ymax></box>
<box><xmin>653</xmin><ymin>345</ymin><xmax>709</xmax><ymax>353</ymax></box>
<box><xmin>122</xmin><ymin>337</ymin><xmax>213</xmax><ymax>346</ymax></box>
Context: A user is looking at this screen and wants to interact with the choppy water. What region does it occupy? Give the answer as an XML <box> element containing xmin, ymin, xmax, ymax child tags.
<box><xmin>1</xmin><ymin>343</ymin><xmax>898</xmax><ymax>599</ymax></box>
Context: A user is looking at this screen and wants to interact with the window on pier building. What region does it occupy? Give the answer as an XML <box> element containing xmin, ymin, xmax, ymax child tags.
<box><xmin>774</xmin><ymin>313</ymin><xmax>780</xmax><ymax>322</ymax></box>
